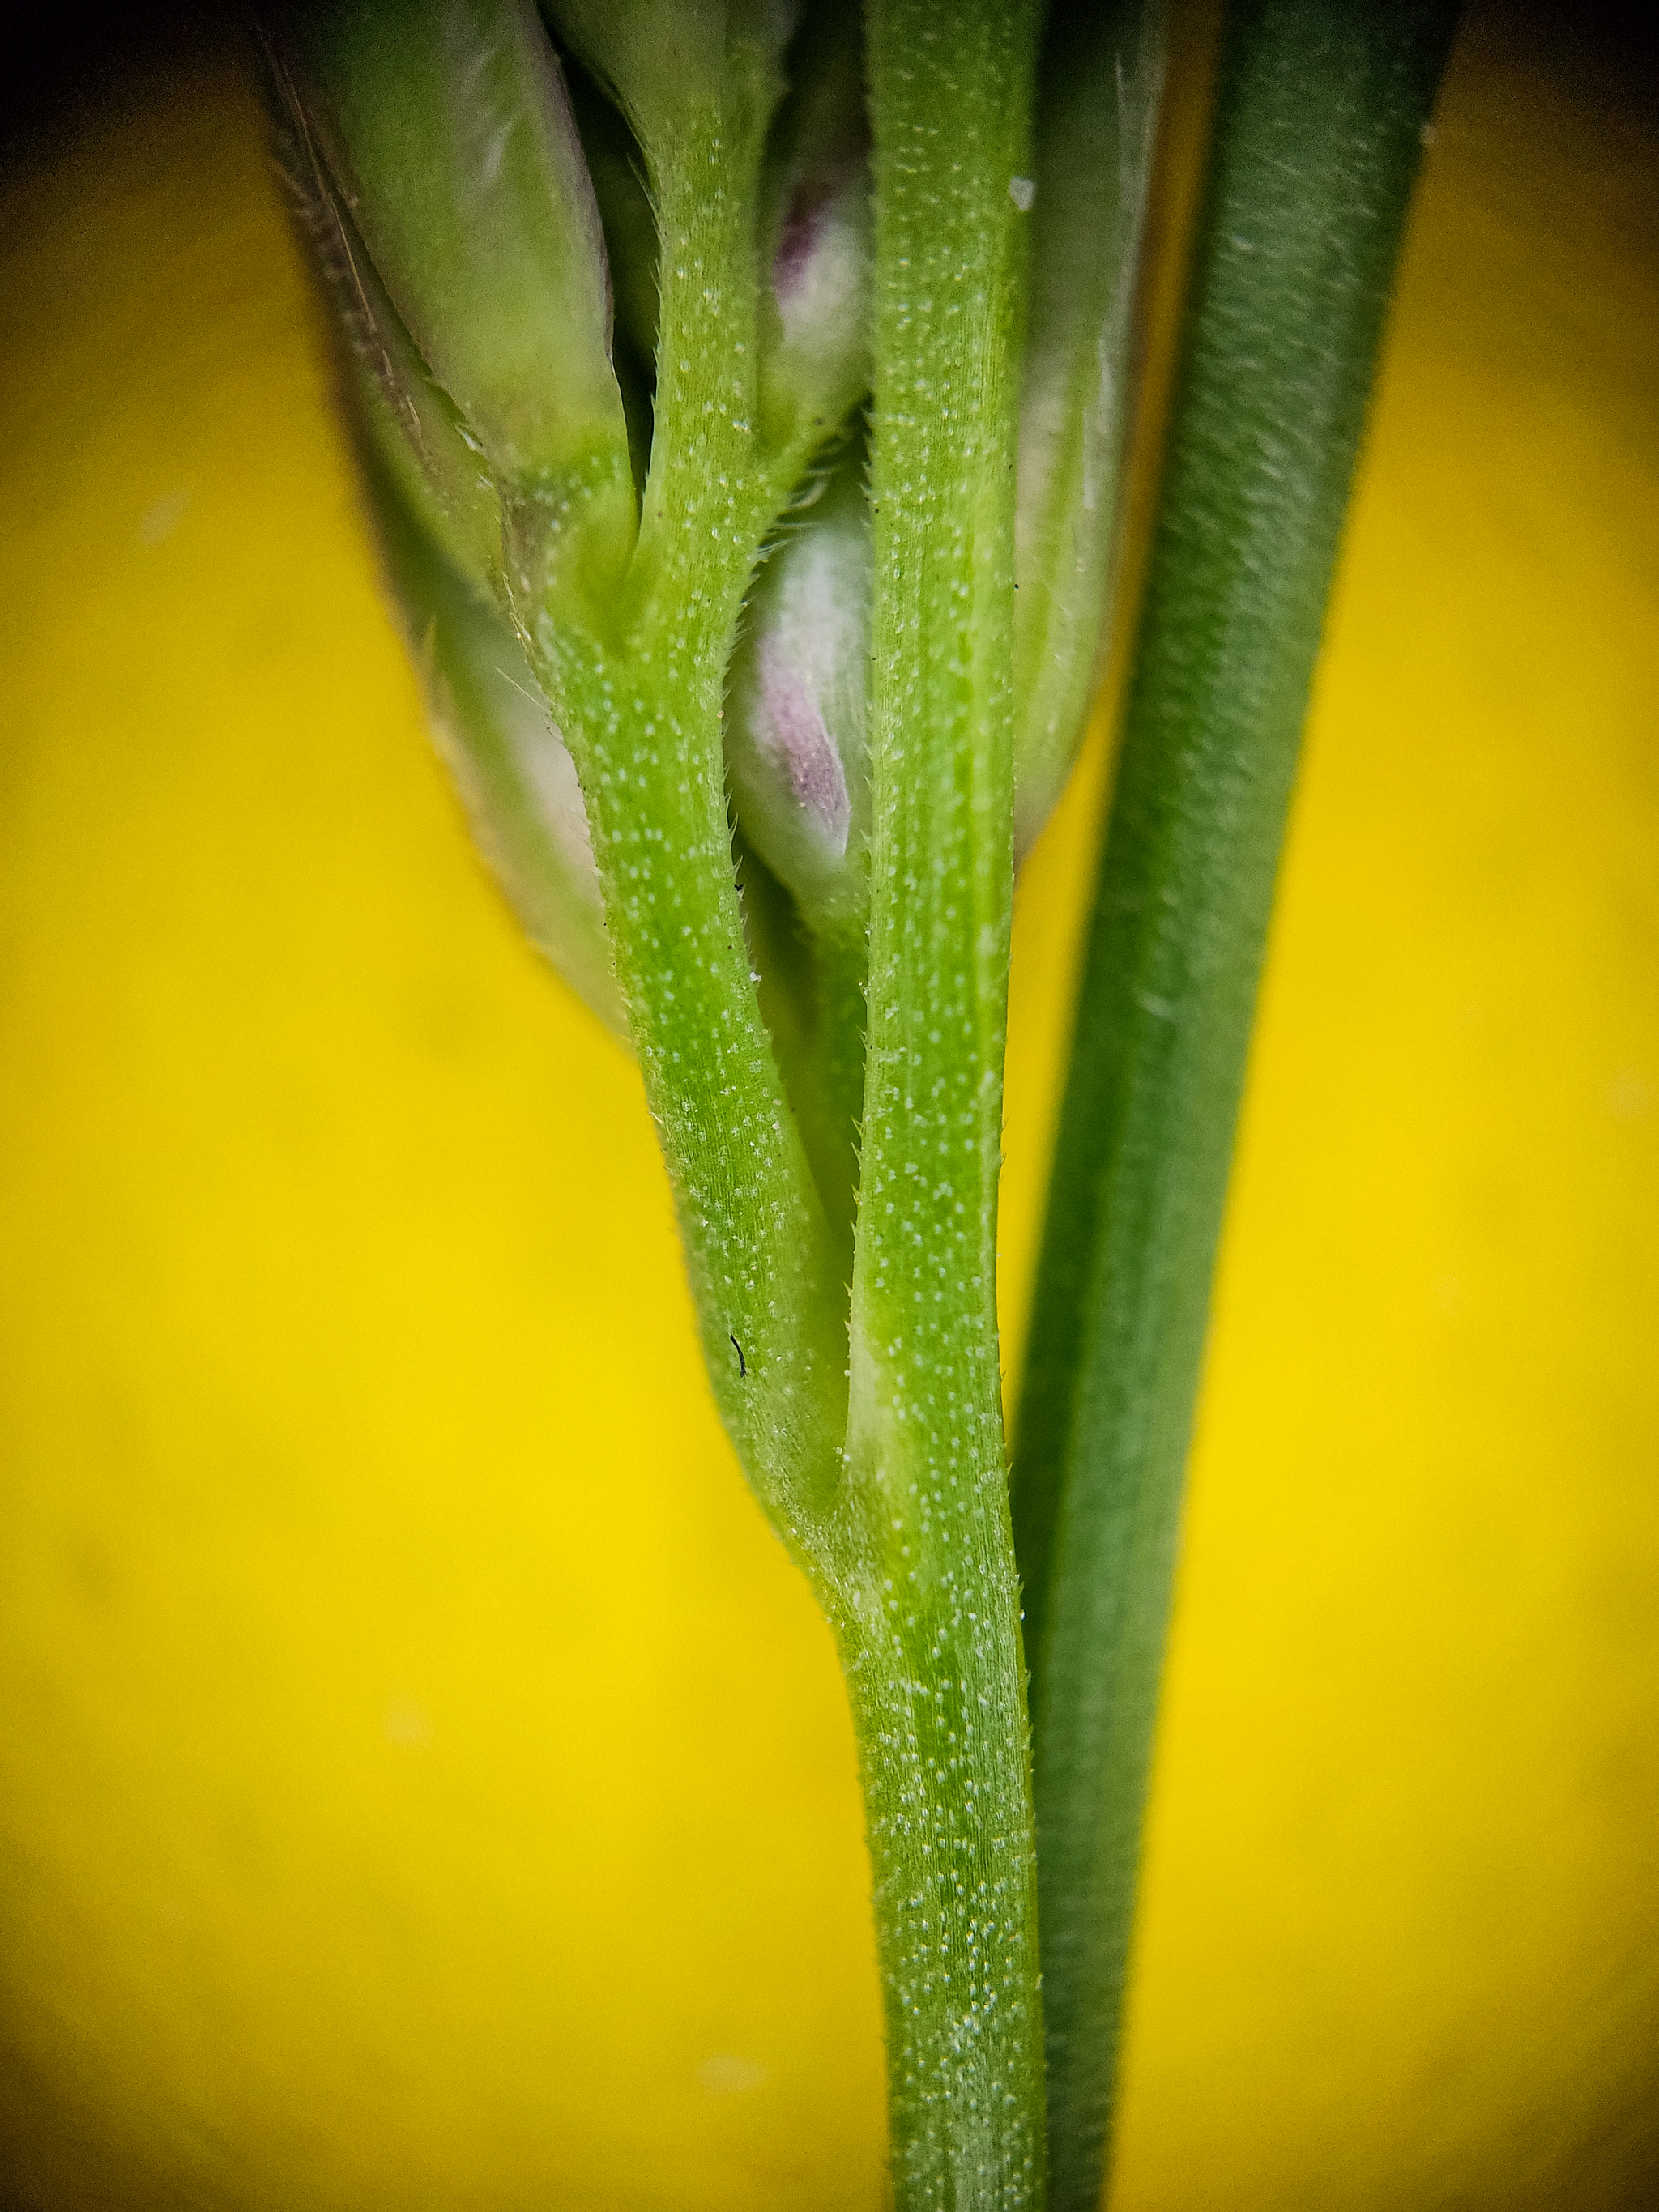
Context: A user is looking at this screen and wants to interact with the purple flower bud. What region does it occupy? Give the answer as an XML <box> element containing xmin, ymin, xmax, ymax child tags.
<box><xmin>727</xmin><ymin>458</ymin><xmax>871</xmax><ymax>925</ymax></box>
<box><xmin>753</xmin><ymin>636</ymin><xmax>853</xmax><ymax>859</ymax></box>
<box><xmin>758</xmin><ymin>5</ymin><xmax>872</xmax><ymax>456</ymax></box>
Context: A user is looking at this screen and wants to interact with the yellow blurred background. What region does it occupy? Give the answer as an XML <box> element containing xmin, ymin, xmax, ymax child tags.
<box><xmin>1</xmin><ymin>4</ymin><xmax>1655</xmax><ymax>2206</ymax></box>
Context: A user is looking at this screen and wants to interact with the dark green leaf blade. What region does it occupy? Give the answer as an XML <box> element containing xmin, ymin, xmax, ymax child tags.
<box><xmin>1010</xmin><ymin>6</ymin><xmax>1460</xmax><ymax>2206</ymax></box>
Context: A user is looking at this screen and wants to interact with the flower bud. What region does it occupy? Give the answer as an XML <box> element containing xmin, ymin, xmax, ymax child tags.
<box><xmin>267</xmin><ymin>0</ymin><xmax>636</xmax><ymax>616</ymax></box>
<box><xmin>267</xmin><ymin>94</ymin><xmax>501</xmax><ymax>590</ymax></box>
<box><xmin>726</xmin><ymin>455</ymin><xmax>871</xmax><ymax>929</ymax></box>
<box><xmin>359</xmin><ymin>433</ymin><xmax>623</xmax><ymax>1033</ymax></box>
<box><xmin>756</xmin><ymin>4</ymin><xmax>872</xmax><ymax>458</ymax></box>
<box><xmin>1013</xmin><ymin>0</ymin><xmax>1164</xmax><ymax>857</ymax></box>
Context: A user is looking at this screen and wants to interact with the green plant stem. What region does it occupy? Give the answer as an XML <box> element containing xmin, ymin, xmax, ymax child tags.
<box><xmin>528</xmin><ymin>97</ymin><xmax>851</xmax><ymax>1543</ymax></box>
<box><xmin>1009</xmin><ymin>5</ymin><xmax>1458</xmax><ymax>2206</ymax></box>
<box><xmin>524</xmin><ymin>21</ymin><xmax>1055</xmax><ymax>2195</ymax></box>
<box><xmin>825</xmin><ymin>2</ymin><xmax>1047</xmax><ymax>2202</ymax></box>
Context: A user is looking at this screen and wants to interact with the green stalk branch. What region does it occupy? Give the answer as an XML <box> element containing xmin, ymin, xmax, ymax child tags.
<box><xmin>531</xmin><ymin>95</ymin><xmax>852</xmax><ymax>1545</ymax></box>
<box><xmin>1010</xmin><ymin>6</ymin><xmax>1459</xmax><ymax>2206</ymax></box>
<box><xmin>825</xmin><ymin>2</ymin><xmax>1047</xmax><ymax>2201</ymax></box>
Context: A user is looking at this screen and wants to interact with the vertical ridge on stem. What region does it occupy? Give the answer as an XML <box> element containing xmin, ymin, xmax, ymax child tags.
<box><xmin>835</xmin><ymin>2</ymin><xmax>1047</xmax><ymax>2202</ymax></box>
